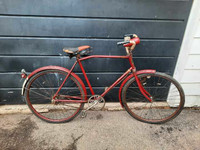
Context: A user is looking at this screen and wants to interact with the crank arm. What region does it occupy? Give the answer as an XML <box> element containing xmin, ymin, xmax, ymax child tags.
<box><xmin>81</xmin><ymin>101</ymin><xmax>98</xmax><ymax>118</ymax></box>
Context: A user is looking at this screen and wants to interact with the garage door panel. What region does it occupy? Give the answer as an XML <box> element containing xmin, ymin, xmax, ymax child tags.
<box><xmin>0</xmin><ymin>0</ymin><xmax>192</xmax><ymax>20</ymax></box>
<box><xmin>0</xmin><ymin>56</ymin><xmax>175</xmax><ymax>73</ymax></box>
<box><xmin>0</xmin><ymin>17</ymin><xmax>184</xmax><ymax>39</ymax></box>
<box><xmin>0</xmin><ymin>37</ymin><xmax>179</xmax><ymax>57</ymax></box>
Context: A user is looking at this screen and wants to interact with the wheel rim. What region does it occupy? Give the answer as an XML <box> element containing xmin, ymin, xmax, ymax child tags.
<box><xmin>26</xmin><ymin>70</ymin><xmax>84</xmax><ymax>122</ymax></box>
<box><xmin>123</xmin><ymin>73</ymin><xmax>184</xmax><ymax>123</ymax></box>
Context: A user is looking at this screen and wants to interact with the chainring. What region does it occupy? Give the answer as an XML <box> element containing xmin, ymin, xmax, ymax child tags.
<box><xmin>88</xmin><ymin>95</ymin><xmax>105</xmax><ymax>110</ymax></box>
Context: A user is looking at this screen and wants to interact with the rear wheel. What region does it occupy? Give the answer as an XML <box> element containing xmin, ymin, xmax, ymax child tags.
<box><xmin>24</xmin><ymin>69</ymin><xmax>85</xmax><ymax>123</ymax></box>
<box><xmin>122</xmin><ymin>72</ymin><xmax>185</xmax><ymax>124</ymax></box>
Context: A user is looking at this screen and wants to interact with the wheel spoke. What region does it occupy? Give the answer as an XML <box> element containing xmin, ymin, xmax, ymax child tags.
<box><xmin>122</xmin><ymin>72</ymin><xmax>184</xmax><ymax>124</ymax></box>
<box><xmin>24</xmin><ymin>70</ymin><xmax>84</xmax><ymax>123</ymax></box>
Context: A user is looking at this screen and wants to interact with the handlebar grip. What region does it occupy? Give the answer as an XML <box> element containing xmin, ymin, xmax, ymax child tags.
<box><xmin>131</xmin><ymin>37</ymin><xmax>140</xmax><ymax>45</ymax></box>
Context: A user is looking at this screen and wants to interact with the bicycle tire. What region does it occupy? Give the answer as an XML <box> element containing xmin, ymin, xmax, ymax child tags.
<box><xmin>122</xmin><ymin>72</ymin><xmax>185</xmax><ymax>124</ymax></box>
<box><xmin>24</xmin><ymin>69</ymin><xmax>85</xmax><ymax>123</ymax></box>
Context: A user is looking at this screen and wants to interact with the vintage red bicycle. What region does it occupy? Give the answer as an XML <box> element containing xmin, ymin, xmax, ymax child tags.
<box><xmin>21</xmin><ymin>34</ymin><xmax>185</xmax><ymax>124</ymax></box>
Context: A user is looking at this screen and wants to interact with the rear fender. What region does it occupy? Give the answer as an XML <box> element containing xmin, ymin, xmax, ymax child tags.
<box><xmin>21</xmin><ymin>66</ymin><xmax>87</xmax><ymax>99</ymax></box>
<box><xmin>118</xmin><ymin>69</ymin><xmax>156</xmax><ymax>108</ymax></box>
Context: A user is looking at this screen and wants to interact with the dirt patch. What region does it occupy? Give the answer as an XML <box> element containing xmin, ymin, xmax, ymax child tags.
<box><xmin>96</xmin><ymin>114</ymin><xmax>103</xmax><ymax>120</ymax></box>
<box><xmin>150</xmin><ymin>112</ymin><xmax>200</xmax><ymax>150</ymax></box>
<box><xmin>89</xmin><ymin>113</ymin><xmax>104</xmax><ymax>120</ymax></box>
<box><xmin>0</xmin><ymin>117</ymin><xmax>38</xmax><ymax>150</ymax></box>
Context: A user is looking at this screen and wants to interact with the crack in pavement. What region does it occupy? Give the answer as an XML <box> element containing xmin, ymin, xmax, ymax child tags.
<box><xmin>65</xmin><ymin>134</ymin><xmax>83</xmax><ymax>150</ymax></box>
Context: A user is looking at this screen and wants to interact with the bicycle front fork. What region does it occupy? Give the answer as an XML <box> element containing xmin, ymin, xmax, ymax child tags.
<box><xmin>134</xmin><ymin>73</ymin><xmax>153</xmax><ymax>102</ymax></box>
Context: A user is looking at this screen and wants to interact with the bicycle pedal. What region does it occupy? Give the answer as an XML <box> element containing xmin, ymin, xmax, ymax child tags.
<box><xmin>81</xmin><ymin>111</ymin><xmax>87</xmax><ymax>118</ymax></box>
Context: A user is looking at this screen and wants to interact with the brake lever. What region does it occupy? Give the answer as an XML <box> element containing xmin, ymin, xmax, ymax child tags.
<box><xmin>124</xmin><ymin>34</ymin><xmax>133</xmax><ymax>39</ymax></box>
<box><xmin>117</xmin><ymin>41</ymin><xmax>129</xmax><ymax>45</ymax></box>
<box><xmin>124</xmin><ymin>34</ymin><xmax>138</xmax><ymax>39</ymax></box>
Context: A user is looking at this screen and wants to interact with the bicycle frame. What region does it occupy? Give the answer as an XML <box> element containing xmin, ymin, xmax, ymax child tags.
<box><xmin>20</xmin><ymin>34</ymin><xmax>184</xmax><ymax>124</ymax></box>
<box><xmin>53</xmin><ymin>54</ymin><xmax>153</xmax><ymax>103</ymax></box>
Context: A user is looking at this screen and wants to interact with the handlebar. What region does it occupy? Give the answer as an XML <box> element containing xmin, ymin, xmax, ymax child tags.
<box><xmin>117</xmin><ymin>34</ymin><xmax>140</xmax><ymax>46</ymax></box>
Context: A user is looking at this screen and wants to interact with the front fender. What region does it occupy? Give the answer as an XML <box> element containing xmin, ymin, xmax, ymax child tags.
<box><xmin>21</xmin><ymin>66</ymin><xmax>87</xmax><ymax>98</ymax></box>
<box><xmin>118</xmin><ymin>69</ymin><xmax>156</xmax><ymax>108</ymax></box>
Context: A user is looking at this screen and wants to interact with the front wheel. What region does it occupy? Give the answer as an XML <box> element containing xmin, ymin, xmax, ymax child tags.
<box><xmin>24</xmin><ymin>69</ymin><xmax>85</xmax><ymax>123</ymax></box>
<box><xmin>122</xmin><ymin>72</ymin><xmax>185</xmax><ymax>124</ymax></box>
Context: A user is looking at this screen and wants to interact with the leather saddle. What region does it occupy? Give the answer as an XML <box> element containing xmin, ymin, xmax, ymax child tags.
<box><xmin>63</xmin><ymin>45</ymin><xmax>91</xmax><ymax>58</ymax></box>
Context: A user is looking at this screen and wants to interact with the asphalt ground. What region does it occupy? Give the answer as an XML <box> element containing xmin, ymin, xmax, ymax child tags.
<box><xmin>0</xmin><ymin>109</ymin><xmax>199</xmax><ymax>150</ymax></box>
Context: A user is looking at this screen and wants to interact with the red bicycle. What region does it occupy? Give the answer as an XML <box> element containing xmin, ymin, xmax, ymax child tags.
<box><xmin>21</xmin><ymin>34</ymin><xmax>185</xmax><ymax>124</ymax></box>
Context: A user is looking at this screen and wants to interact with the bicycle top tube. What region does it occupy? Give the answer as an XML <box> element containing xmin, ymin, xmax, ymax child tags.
<box><xmin>79</xmin><ymin>55</ymin><xmax>130</xmax><ymax>61</ymax></box>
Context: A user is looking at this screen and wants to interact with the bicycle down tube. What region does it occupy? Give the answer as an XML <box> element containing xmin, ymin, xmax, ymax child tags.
<box><xmin>53</xmin><ymin>54</ymin><xmax>152</xmax><ymax>103</ymax></box>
